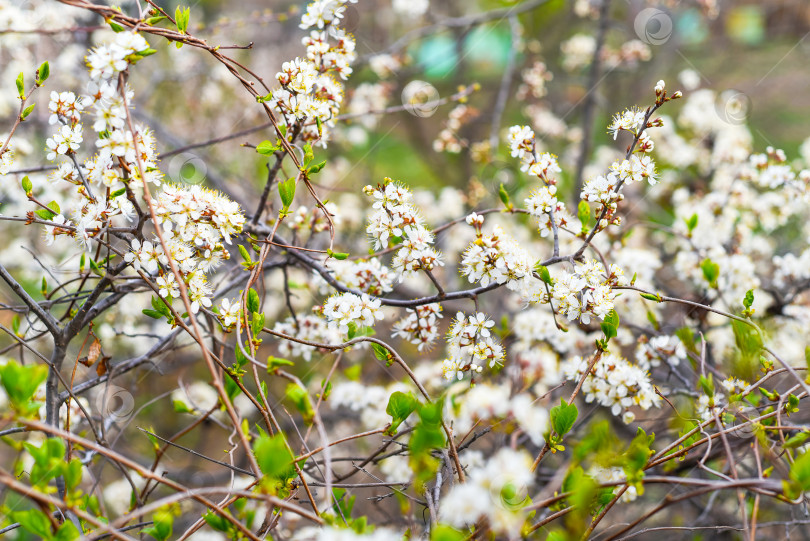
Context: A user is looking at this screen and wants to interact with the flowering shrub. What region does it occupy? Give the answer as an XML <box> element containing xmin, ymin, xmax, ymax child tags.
<box><xmin>1</xmin><ymin>0</ymin><xmax>810</xmax><ymax>540</ymax></box>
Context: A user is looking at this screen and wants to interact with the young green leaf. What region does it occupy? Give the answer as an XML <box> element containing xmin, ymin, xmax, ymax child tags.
<box><xmin>267</xmin><ymin>356</ymin><xmax>294</xmax><ymax>374</ymax></box>
<box><xmin>499</xmin><ymin>183</ymin><xmax>511</xmax><ymax>207</ymax></box>
<box><xmin>15</xmin><ymin>72</ymin><xmax>24</xmax><ymax>98</ymax></box>
<box><xmin>371</xmin><ymin>343</ymin><xmax>390</xmax><ymax>364</ymax></box>
<box><xmin>577</xmin><ymin>200</ymin><xmax>590</xmax><ymax>227</ymax></box>
<box><xmin>36</xmin><ymin>61</ymin><xmax>49</xmax><ymax>85</ymax></box>
<box><xmin>175</xmin><ymin>6</ymin><xmax>190</xmax><ymax>33</ymax></box>
<box><xmin>285</xmin><ymin>383</ymin><xmax>314</xmax><ymax>425</ymax></box>
<box><xmin>308</xmin><ymin>160</ymin><xmax>327</xmax><ymax>175</ymax></box>
<box><xmin>278</xmin><ymin>176</ymin><xmax>296</xmax><ymax>209</ymax></box>
<box><xmin>743</xmin><ymin>289</ymin><xmax>754</xmax><ymax>310</ymax></box>
<box><xmin>21</xmin><ymin>102</ymin><xmax>35</xmax><ymax>120</ymax></box>
<box><xmin>700</xmin><ymin>258</ymin><xmax>719</xmax><ymax>288</ymax></box>
<box><xmin>550</xmin><ymin>398</ymin><xmax>578</xmax><ymax>437</ymax></box>
<box><xmin>535</xmin><ymin>264</ymin><xmax>552</xmax><ymax>284</ymax></box>
<box><xmin>256</xmin><ymin>140</ymin><xmax>278</xmax><ymax>155</ymax></box>
<box><xmin>684</xmin><ymin>213</ymin><xmax>698</xmax><ymax>233</ymax></box>
<box><xmin>247</xmin><ymin>288</ymin><xmax>260</xmax><ymax>313</ymax></box>
<box><xmin>327</xmin><ymin>248</ymin><xmax>349</xmax><ymax>260</ymax></box>
<box><xmin>253</xmin><ymin>433</ymin><xmax>296</xmax><ymax>480</ymax></box>
<box><xmin>0</xmin><ymin>359</ymin><xmax>48</xmax><ymax>415</ymax></box>
<box><xmin>385</xmin><ymin>391</ymin><xmax>418</xmax><ymax>435</ymax></box>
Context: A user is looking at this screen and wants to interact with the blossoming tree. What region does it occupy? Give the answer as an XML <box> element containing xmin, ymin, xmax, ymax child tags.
<box><xmin>1</xmin><ymin>0</ymin><xmax>810</xmax><ymax>539</ymax></box>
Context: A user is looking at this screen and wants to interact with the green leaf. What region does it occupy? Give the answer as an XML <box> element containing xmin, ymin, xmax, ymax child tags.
<box><xmin>431</xmin><ymin>525</ymin><xmax>465</xmax><ymax>541</ymax></box>
<box><xmin>24</xmin><ymin>438</ymin><xmax>66</xmax><ymax>486</ymax></box>
<box><xmin>253</xmin><ymin>434</ymin><xmax>296</xmax><ymax>480</ymax></box>
<box><xmin>577</xmin><ymin>200</ymin><xmax>590</xmax><ymax>227</ymax></box>
<box><xmin>784</xmin><ymin>432</ymin><xmax>810</xmax><ymax>449</ymax></box>
<box><xmin>308</xmin><ymin>160</ymin><xmax>327</xmax><ymax>175</ymax></box>
<box><xmin>175</xmin><ymin>6</ymin><xmax>190</xmax><ymax>33</ymax></box>
<box><xmin>385</xmin><ymin>391</ymin><xmax>418</xmax><ymax>436</ymax></box>
<box><xmin>285</xmin><ymin>383</ymin><xmax>314</xmax><ymax>424</ymax></box>
<box><xmin>639</xmin><ymin>292</ymin><xmax>662</xmax><ymax>302</ymax></box>
<box><xmin>789</xmin><ymin>450</ymin><xmax>810</xmax><ymax>493</ymax></box>
<box><xmin>267</xmin><ymin>356</ymin><xmax>294</xmax><ymax>374</ymax></box>
<box><xmin>371</xmin><ymin>343</ymin><xmax>390</xmax><ymax>365</ymax></box>
<box><xmin>15</xmin><ymin>72</ymin><xmax>24</xmax><ymax>98</ymax></box>
<box><xmin>251</xmin><ymin>311</ymin><xmax>265</xmax><ymax>338</ymax></box>
<box><xmin>238</xmin><ymin>244</ymin><xmax>253</xmax><ymax>265</ymax></box>
<box><xmin>562</xmin><ymin>466</ymin><xmax>598</xmax><ymax>524</ymax></box>
<box><xmin>54</xmin><ymin>521</ymin><xmax>80</xmax><ymax>541</ymax></box>
<box><xmin>623</xmin><ymin>427</ymin><xmax>654</xmax><ymax>495</ymax></box>
<box><xmin>152</xmin><ymin>295</ymin><xmax>172</xmax><ymax>317</ymax></box>
<box><xmin>700</xmin><ymin>258</ymin><xmax>719</xmax><ymax>288</ymax></box>
<box><xmin>408</xmin><ymin>401</ymin><xmax>446</xmax><ymax>485</ymax></box>
<box><xmin>550</xmin><ymin>399</ymin><xmax>578</xmax><ymax>437</ymax></box>
<box><xmin>676</xmin><ymin>327</ymin><xmax>697</xmax><ymax>355</ymax></box>
<box><xmin>684</xmin><ymin>213</ymin><xmax>698</xmax><ymax>232</ymax></box>
<box><xmin>11</xmin><ymin>509</ymin><xmax>52</xmax><ymax>539</ymax></box>
<box><xmin>327</xmin><ymin>249</ymin><xmax>349</xmax><ymax>260</ymax></box>
<box><xmin>63</xmin><ymin>458</ymin><xmax>83</xmax><ymax>491</ymax></box>
<box><xmin>143</xmin><ymin>509</ymin><xmax>173</xmax><ymax>541</ymax></box>
<box><xmin>247</xmin><ymin>288</ymin><xmax>260</xmax><ymax>313</ymax></box>
<box><xmin>278</xmin><ymin>176</ymin><xmax>296</xmax><ymax>209</ymax></box>
<box><xmin>142</xmin><ymin>309</ymin><xmax>163</xmax><ymax>319</ymax></box>
<box><xmin>698</xmin><ymin>374</ymin><xmax>714</xmax><ymax>398</ymax></box>
<box><xmin>600</xmin><ymin>309</ymin><xmax>619</xmax><ymax>340</ymax></box>
<box><xmin>21</xmin><ymin>102</ymin><xmax>35</xmax><ymax>119</ymax></box>
<box><xmin>203</xmin><ymin>511</ymin><xmax>231</xmax><ymax>532</ymax></box>
<box><xmin>11</xmin><ymin>314</ymin><xmax>20</xmax><ymax>335</ymax></box>
<box><xmin>173</xmin><ymin>399</ymin><xmax>194</xmax><ymax>413</ymax></box>
<box><xmin>22</xmin><ymin>175</ymin><xmax>32</xmax><ymax>195</ymax></box>
<box><xmin>36</xmin><ymin>61</ymin><xmax>49</xmax><ymax>85</ymax></box>
<box><xmin>256</xmin><ymin>140</ymin><xmax>278</xmax><ymax>155</ymax></box>
<box><xmin>0</xmin><ymin>359</ymin><xmax>48</xmax><ymax>415</ymax></box>
<box><xmin>35</xmin><ymin>207</ymin><xmax>56</xmax><ymax>220</ymax></box>
<box><xmin>786</xmin><ymin>393</ymin><xmax>800</xmax><ymax>416</ymax></box>
<box><xmin>731</xmin><ymin>319</ymin><xmax>762</xmax><ymax>363</ymax></box>
<box><xmin>145</xmin><ymin>15</ymin><xmax>167</xmax><ymax>26</ymax></box>
<box><xmin>743</xmin><ymin>289</ymin><xmax>754</xmax><ymax>310</ymax></box>
<box><xmin>499</xmin><ymin>183</ymin><xmax>510</xmax><ymax>207</ymax></box>
<box><xmin>535</xmin><ymin>264</ymin><xmax>551</xmax><ymax>284</ymax></box>
<box><xmin>303</xmin><ymin>143</ymin><xmax>314</xmax><ymax>166</ymax></box>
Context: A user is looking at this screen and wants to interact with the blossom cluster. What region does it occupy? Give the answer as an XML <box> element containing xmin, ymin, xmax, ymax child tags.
<box><xmin>363</xmin><ymin>180</ymin><xmax>443</xmax><ymax>275</ymax></box>
<box><xmin>450</xmin><ymin>382</ymin><xmax>550</xmax><ymax>446</ymax></box>
<box><xmin>561</xmin><ymin>352</ymin><xmax>662</xmax><ymax>423</ymax></box>
<box><xmin>508</xmin><ymin>125</ymin><xmax>579</xmax><ymax>237</ymax></box>
<box><xmin>327</xmin><ymin>257</ymin><xmax>395</xmax><ymax>296</ymax></box>
<box><xmin>461</xmin><ymin>220</ymin><xmax>537</xmax><ymax>298</ymax></box>
<box><xmin>433</xmin><ymin>104</ymin><xmax>479</xmax><ymax>153</ymax></box>
<box><xmin>441</xmin><ymin>312</ymin><xmax>505</xmax><ymax>381</ymax></box>
<box><xmin>274</xmin><ymin>314</ymin><xmax>341</xmax><ymax>361</ymax></box>
<box><xmin>270</xmin><ymin>0</ymin><xmax>357</xmax><ymax>144</ymax></box>
<box><xmin>439</xmin><ymin>449</ymin><xmax>535</xmax><ymax>536</ymax></box>
<box><xmin>126</xmin><ymin>184</ymin><xmax>245</xmax><ymax>313</ymax></box>
<box><xmin>550</xmin><ymin>260</ymin><xmax>626</xmax><ymax>324</ymax></box>
<box><xmin>322</xmin><ymin>292</ymin><xmax>384</xmax><ymax>335</ymax></box>
<box><xmin>391</xmin><ymin>303</ymin><xmax>442</xmax><ymax>351</ymax></box>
